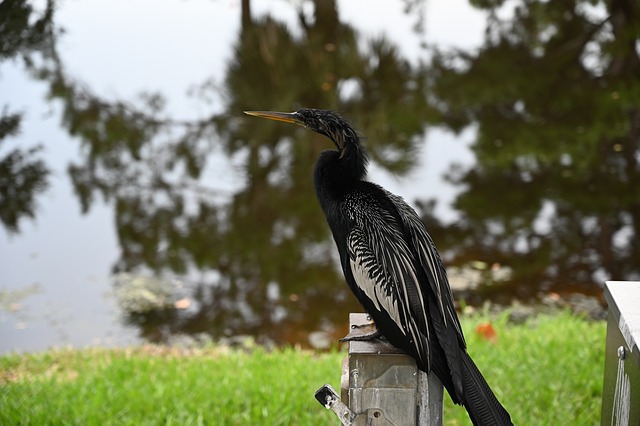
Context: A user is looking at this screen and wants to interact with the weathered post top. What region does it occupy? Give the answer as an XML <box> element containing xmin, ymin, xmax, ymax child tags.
<box><xmin>601</xmin><ymin>281</ymin><xmax>640</xmax><ymax>426</ymax></box>
<box><xmin>344</xmin><ymin>312</ymin><xmax>406</xmax><ymax>355</ymax></box>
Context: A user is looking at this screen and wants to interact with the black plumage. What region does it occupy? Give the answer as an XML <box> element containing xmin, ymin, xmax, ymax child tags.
<box><xmin>244</xmin><ymin>108</ymin><xmax>513</xmax><ymax>426</ymax></box>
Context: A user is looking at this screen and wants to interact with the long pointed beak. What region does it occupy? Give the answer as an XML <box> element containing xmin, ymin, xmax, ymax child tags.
<box><xmin>244</xmin><ymin>110</ymin><xmax>301</xmax><ymax>125</ymax></box>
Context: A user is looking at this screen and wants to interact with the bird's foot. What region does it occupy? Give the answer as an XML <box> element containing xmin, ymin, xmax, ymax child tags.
<box><xmin>339</xmin><ymin>321</ymin><xmax>381</xmax><ymax>342</ymax></box>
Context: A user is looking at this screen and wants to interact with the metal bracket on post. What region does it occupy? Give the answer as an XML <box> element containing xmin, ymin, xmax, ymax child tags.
<box><xmin>315</xmin><ymin>313</ymin><xmax>443</xmax><ymax>426</ymax></box>
<box><xmin>315</xmin><ymin>384</ymin><xmax>356</xmax><ymax>426</ymax></box>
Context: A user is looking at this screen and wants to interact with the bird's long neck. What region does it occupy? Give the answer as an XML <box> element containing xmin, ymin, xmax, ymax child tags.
<box><xmin>313</xmin><ymin>134</ymin><xmax>368</xmax><ymax>214</ymax></box>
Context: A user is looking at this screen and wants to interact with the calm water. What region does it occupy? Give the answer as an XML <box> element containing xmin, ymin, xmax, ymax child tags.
<box><xmin>1</xmin><ymin>0</ymin><xmax>488</xmax><ymax>353</ymax></box>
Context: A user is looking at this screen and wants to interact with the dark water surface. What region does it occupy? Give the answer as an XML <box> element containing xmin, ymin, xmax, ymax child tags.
<box><xmin>1</xmin><ymin>0</ymin><xmax>484</xmax><ymax>353</ymax></box>
<box><xmin>2</xmin><ymin>0</ymin><xmax>633</xmax><ymax>354</ymax></box>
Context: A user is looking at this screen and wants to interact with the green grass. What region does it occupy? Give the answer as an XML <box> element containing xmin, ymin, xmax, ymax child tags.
<box><xmin>0</xmin><ymin>311</ymin><xmax>605</xmax><ymax>425</ymax></box>
<box><xmin>446</xmin><ymin>311</ymin><xmax>605</xmax><ymax>425</ymax></box>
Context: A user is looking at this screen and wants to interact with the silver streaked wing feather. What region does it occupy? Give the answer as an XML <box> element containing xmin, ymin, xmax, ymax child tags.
<box><xmin>386</xmin><ymin>191</ymin><xmax>465</xmax><ymax>345</ymax></box>
<box><xmin>347</xmin><ymin>208</ymin><xmax>431</xmax><ymax>367</ymax></box>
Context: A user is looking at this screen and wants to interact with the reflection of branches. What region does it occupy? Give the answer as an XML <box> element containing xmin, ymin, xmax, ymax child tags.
<box><xmin>0</xmin><ymin>1</ymin><xmax>55</xmax><ymax>233</ymax></box>
<box><xmin>427</xmin><ymin>0</ymin><xmax>640</xmax><ymax>298</ymax></box>
<box><xmin>19</xmin><ymin>13</ymin><xmax>235</xmax><ymax>280</ymax></box>
<box><xmin>61</xmin><ymin>89</ymin><xmax>221</xmax><ymax>130</ymax></box>
<box><xmin>38</xmin><ymin>62</ymin><xmax>228</xmax><ymax>214</ymax></box>
<box><xmin>0</xmin><ymin>139</ymin><xmax>49</xmax><ymax>233</ymax></box>
<box><xmin>0</xmin><ymin>102</ymin><xmax>50</xmax><ymax>235</ymax></box>
<box><xmin>400</xmin><ymin>0</ymin><xmax>427</xmax><ymax>34</ymax></box>
<box><xmin>10</xmin><ymin>0</ymin><xmax>432</xmax><ymax>344</ymax></box>
<box><xmin>0</xmin><ymin>0</ymin><xmax>55</xmax><ymax>61</ymax></box>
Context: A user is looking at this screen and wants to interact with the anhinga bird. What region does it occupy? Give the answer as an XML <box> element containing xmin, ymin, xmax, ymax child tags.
<box><xmin>245</xmin><ymin>109</ymin><xmax>513</xmax><ymax>426</ymax></box>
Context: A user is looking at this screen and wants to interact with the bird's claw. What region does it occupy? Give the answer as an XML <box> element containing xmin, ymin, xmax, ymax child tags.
<box><xmin>339</xmin><ymin>322</ymin><xmax>381</xmax><ymax>342</ymax></box>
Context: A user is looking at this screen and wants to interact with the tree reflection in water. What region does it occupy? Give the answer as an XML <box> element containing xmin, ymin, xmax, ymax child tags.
<box><xmin>2</xmin><ymin>0</ymin><xmax>639</xmax><ymax>347</ymax></box>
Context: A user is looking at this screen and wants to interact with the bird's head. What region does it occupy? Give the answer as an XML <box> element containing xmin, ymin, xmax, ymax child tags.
<box><xmin>244</xmin><ymin>108</ymin><xmax>360</xmax><ymax>154</ymax></box>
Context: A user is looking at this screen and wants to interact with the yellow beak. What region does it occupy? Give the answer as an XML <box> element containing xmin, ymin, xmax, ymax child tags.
<box><xmin>244</xmin><ymin>111</ymin><xmax>302</xmax><ymax>125</ymax></box>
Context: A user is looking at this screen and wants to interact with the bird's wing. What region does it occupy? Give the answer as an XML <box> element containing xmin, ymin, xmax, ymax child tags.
<box><xmin>387</xmin><ymin>192</ymin><xmax>465</xmax><ymax>347</ymax></box>
<box><xmin>346</xmin><ymin>205</ymin><xmax>431</xmax><ymax>369</ymax></box>
<box><xmin>385</xmin><ymin>191</ymin><xmax>467</xmax><ymax>397</ymax></box>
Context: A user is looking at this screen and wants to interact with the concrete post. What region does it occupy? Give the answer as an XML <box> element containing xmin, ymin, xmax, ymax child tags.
<box><xmin>341</xmin><ymin>313</ymin><xmax>443</xmax><ymax>425</ymax></box>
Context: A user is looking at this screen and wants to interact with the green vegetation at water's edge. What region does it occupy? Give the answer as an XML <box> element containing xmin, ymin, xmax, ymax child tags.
<box><xmin>0</xmin><ymin>312</ymin><xmax>605</xmax><ymax>425</ymax></box>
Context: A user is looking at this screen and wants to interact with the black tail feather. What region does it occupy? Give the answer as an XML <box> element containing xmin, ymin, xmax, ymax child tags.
<box><xmin>461</xmin><ymin>351</ymin><xmax>513</xmax><ymax>426</ymax></box>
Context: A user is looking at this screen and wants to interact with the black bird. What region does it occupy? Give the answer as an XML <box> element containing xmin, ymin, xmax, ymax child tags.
<box><xmin>244</xmin><ymin>108</ymin><xmax>513</xmax><ymax>426</ymax></box>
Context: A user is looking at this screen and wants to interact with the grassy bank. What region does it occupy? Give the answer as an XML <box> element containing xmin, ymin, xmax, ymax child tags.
<box><xmin>0</xmin><ymin>311</ymin><xmax>605</xmax><ymax>425</ymax></box>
